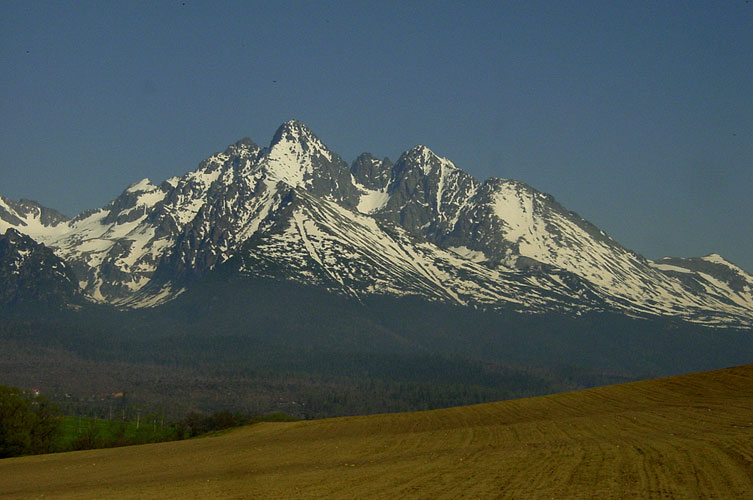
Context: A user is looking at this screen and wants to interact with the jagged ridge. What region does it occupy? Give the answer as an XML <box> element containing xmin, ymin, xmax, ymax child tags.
<box><xmin>1</xmin><ymin>120</ymin><xmax>752</xmax><ymax>327</ymax></box>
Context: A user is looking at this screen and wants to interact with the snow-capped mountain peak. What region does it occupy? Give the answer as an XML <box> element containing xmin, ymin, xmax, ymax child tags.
<box><xmin>261</xmin><ymin>121</ymin><xmax>358</xmax><ymax>207</ymax></box>
<box><xmin>396</xmin><ymin>145</ymin><xmax>460</xmax><ymax>177</ymax></box>
<box><xmin>271</xmin><ymin>119</ymin><xmax>319</xmax><ymax>144</ymax></box>
<box><xmin>264</xmin><ymin>125</ymin><xmax>330</xmax><ymax>186</ymax></box>
<box><xmin>702</xmin><ymin>253</ymin><xmax>744</xmax><ymax>270</ymax></box>
<box><xmin>264</xmin><ymin>120</ymin><xmax>338</xmax><ymax>178</ymax></box>
<box><xmin>0</xmin><ymin>197</ymin><xmax>70</xmax><ymax>242</ymax></box>
<box><xmin>2</xmin><ymin>121</ymin><xmax>752</xmax><ymax>327</ymax></box>
<box><xmin>126</xmin><ymin>178</ymin><xmax>156</xmax><ymax>193</ymax></box>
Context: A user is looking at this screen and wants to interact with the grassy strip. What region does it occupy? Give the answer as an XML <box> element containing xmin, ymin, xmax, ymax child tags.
<box><xmin>54</xmin><ymin>416</ymin><xmax>179</xmax><ymax>451</ymax></box>
<box><xmin>53</xmin><ymin>411</ymin><xmax>301</xmax><ymax>452</ymax></box>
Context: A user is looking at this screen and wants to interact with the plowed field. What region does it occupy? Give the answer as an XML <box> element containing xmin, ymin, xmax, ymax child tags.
<box><xmin>2</xmin><ymin>365</ymin><xmax>752</xmax><ymax>499</ymax></box>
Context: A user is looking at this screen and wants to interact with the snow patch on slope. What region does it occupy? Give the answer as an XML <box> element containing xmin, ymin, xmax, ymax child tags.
<box><xmin>648</xmin><ymin>262</ymin><xmax>693</xmax><ymax>274</ymax></box>
<box><xmin>448</xmin><ymin>246</ymin><xmax>487</xmax><ymax>263</ymax></box>
<box><xmin>126</xmin><ymin>178</ymin><xmax>155</xmax><ymax>193</ymax></box>
<box><xmin>356</xmin><ymin>188</ymin><xmax>390</xmax><ymax>214</ymax></box>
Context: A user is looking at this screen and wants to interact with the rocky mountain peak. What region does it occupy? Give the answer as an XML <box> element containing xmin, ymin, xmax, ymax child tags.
<box><xmin>261</xmin><ymin>122</ymin><xmax>358</xmax><ymax>206</ymax></box>
<box><xmin>235</xmin><ymin>136</ymin><xmax>257</xmax><ymax>148</ymax></box>
<box><xmin>126</xmin><ymin>178</ymin><xmax>156</xmax><ymax>193</ymax></box>
<box><xmin>351</xmin><ymin>153</ymin><xmax>393</xmax><ymax>191</ymax></box>
<box><xmin>0</xmin><ymin>197</ymin><xmax>70</xmax><ymax>228</ymax></box>
<box><xmin>1</xmin><ymin>227</ymin><xmax>25</xmax><ymax>244</ymax></box>
<box><xmin>223</xmin><ymin>137</ymin><xmax>261</xmax><ymax>159</ymax></box>
<box><xmin>701</xmin><ymin>253</ymin><xmax>741</xmax><ymax>269</ymax></box>
<box><xmin>396</xmin><ymin>145</ymin><xmax>453</xmax><ymax>175</ymax></box>
<box><xmin>1</xmin><ymin>122</ymin><xmax>751</xmax><ymax>327</ymax></box>
<box><xmin>270</xmin><ymin>120</ymin><xmax>321</xmax><ymax>150</ymax></box>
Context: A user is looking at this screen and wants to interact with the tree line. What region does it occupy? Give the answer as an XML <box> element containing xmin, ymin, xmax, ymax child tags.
<box><xmin>0</xmin><ymin>384</ymin><xmax>298</xmax><ymax>458</ymax></box>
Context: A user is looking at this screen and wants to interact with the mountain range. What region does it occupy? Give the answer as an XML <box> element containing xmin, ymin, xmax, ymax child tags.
<box><xmin>2</xmin><ymin>120</ymin><xmax>752</xmax><ymax>328</ymax></box>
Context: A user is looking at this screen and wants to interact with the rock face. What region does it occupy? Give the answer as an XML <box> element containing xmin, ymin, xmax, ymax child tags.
<box><xmin>1</xmin><ymin>120</ymin><xmax>752</xmax><ymax>327</ymax></box>
<box><xmin>0</xmin><ymin>228</ymin><xmax>79</xmax><ymax>308</ymax></box>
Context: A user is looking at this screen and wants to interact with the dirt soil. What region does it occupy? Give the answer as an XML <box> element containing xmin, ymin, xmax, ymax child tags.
<box><xmin>2</xmin><ymin>364</ymin><xmax>752</xmax><ymax>499</ymax></box>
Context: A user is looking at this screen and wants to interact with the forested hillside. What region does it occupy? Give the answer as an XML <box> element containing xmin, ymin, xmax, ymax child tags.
<box><xmin>2</xmin><ymin>274</ymin><xmax>751</xmax><ymax>418</ymax></box>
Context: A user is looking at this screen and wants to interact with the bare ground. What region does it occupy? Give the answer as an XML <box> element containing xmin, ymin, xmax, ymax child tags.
<box><xmin>2</xmin><ymin>364</ymin><xmax>752</xmax><ymax>499</ymax></box>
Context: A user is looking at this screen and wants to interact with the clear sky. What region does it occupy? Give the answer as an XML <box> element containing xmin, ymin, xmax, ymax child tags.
<box><xmin>2</xmin><ymin>1</ymin><xmax>752</xmax><ymax>271</ymax></box>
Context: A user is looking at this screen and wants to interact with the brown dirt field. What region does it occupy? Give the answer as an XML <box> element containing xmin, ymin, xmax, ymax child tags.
<box><xmin>2</xmin><ymin>364</ymin><xmax>753</xmax><ymax>499</ymax></box>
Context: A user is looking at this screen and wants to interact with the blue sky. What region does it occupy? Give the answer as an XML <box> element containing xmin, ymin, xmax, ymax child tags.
<box><xmin>2</xmin><ymin>1</ymin><xmax>752</xmax><ymax>271</ymax></box>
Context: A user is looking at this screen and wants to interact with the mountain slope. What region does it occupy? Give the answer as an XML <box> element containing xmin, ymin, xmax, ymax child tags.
<box><xmin>1</xmin><ymin>121</ymin><xmax>752</xmax><ymax>326</ymax></box>
<box><xmin>0</xmin><ymin>228</ymin><xmax>80</xmax><ymax>309</ymax></box>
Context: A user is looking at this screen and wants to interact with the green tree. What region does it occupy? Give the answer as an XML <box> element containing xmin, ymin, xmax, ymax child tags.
<box><xmin>0</xmin><ymin>385</ymin><xmax>61</xmax><ymax>457</ymax></box>
<box><xmin>71</xmin><ymin>417</ymin><xmax>100</xmax><ymax>450</ymax></box>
